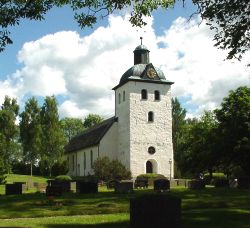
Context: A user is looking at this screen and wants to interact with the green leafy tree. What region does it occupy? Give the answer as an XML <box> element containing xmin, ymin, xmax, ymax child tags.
<box><xmin>93</xmin><ymin>156</ymin><xmax>131</xmax><ymax>181</ymax></box>
<box><xmin>215</xmin><ymin>86</ymin><xmax>250</xmax><ymax>176</ymax></box>
<box><xmin>193</xmin><ymin>0</ymin><xmax>250</xmax><ymax>63</ymax></box>
<box><xmin>178</xmin><ymin>112</ymin><xmax>218</xmax><ymax>177</ymax></box>
<box><xmin>19</xmin><ymin>97</ymin><xmax>42</xmax><ymax>176</ymax></box>
<box><xmin>171</xmin><ymin>97</ymin><xmax>187</xmax><ymax>177</ymax></box>
<box><xmin>83</xmin><ymin>114</ymin><xmax>103</xmax><ymax>129</ymax></box>
<box><xmin>0</xmin><ymin>157</ymin><xmax>7</xmax><ymax>184</ymax></box>
<box><xmin>40</xmin><ymin>96</ymin><xmax>66</xmax><ymax>177</ymax></box>
<box><xmin>0</xmin><ymin>0</ymin><xmax>174</xmax><ymax>52</ymax></box>
<box><xmin>60</xmin><ymin>117</ymin><xmax>85</xmax><ymax>142</ymax></box>
<box><xmin>0</xmin><ymin>96</ymin><xmax>19</xmax><ymax>172</ymax></box>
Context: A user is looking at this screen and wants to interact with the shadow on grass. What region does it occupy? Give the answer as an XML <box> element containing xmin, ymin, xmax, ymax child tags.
<box><xmin>44</xmin><ymin>221</ymin><xmax>129</xmax><ymax>228</ymax></box>
<box><xmin>182</xmin><ymin>208</ymin><xmax>250</xmax><ymax>228</ymax></box>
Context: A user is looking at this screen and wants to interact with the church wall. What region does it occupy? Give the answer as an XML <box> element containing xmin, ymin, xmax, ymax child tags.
<box><xmin>99</xmin><ymin>122</ymin><xmax>118</xmax><ymax>160</ymax></box>
<box><xmin>66</xmin><ymin>145</ymin><xmax>99</xmax><ymax>176</ymax></box>
<box><xmin>115</xmin><ymin>83</ymin><xmax>131</xmax><ymax>170</ymax></box>
<box><xmin>128</xmin><ymin>81</ymin><xmax>173</xmax><ymax>178</ymax></box>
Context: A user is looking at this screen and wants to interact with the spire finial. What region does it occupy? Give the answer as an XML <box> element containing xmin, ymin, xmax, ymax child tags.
<box><xmin>140</xmin><ymin>37</ymin><xmax>143</xmax><ymax>45</ymax></box>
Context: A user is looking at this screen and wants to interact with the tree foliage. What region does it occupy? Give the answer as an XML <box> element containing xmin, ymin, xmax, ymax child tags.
<box><xmin>83</xmin><ymin>113</ymin><xmax>103</xmax><ymax>129</ymax></box>
<box><xmin>19</xmin><ymin>97</ymin><xmax>42</xmax><ymax>176</ymax></box>
<box><xmin>215</xmin><ymin>86</ymin><xmax>250</xmax><ymax>175</ymax></box>
<box><xmin>60</xmin><ymin>117</ymin><xmax>85</xmax><ymax>142</ymax></box>
<box><xmin>193</xmin><ymin>0</ymin><xmax>250</xmax><ymax>63</ymax></box>
<box><xmin>93</xmin><ymin>156</ymin><xmax>131</xmax><ymax>181</ymax></box>
<box><xmin>0</xmin><ymin>96</ymin><xmax>19</xmax><ymax>172</ymax></box>
<box><xmin>0</xmin><ymin>0</ymin><xmax>174</xmax><ymax>51</ymax></box>
<box><xmin>40</xmin><ymin>96</ymin><xmax>66</xmax><ymax>176</ymax></box>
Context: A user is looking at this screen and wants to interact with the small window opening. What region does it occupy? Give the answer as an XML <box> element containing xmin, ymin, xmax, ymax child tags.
<box><xmin>148</xmin><ymin>111</ymin><xmax>154</xmax><ymax>122</ymax></box>
<box><xmin>118</xmin><ymin>93</ymin><xmax>121</xmax><ymax>104</ymax></box>
<box><xmin>141</xmin><ymin>89</ymin><xmax>147</xmax><ymax>100</ymax></box>
<box><xmin>154</xmin><ymin>90</ymin><xmax>160</xmax><ymax>100</ymax></box>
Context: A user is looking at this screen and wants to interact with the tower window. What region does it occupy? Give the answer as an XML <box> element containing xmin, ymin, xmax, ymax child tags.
<box><xmin>118</xmin><ymin>93</ymin><xmax>121</xmax><ymax>104</ymax></box>
<box><xmin>141</xmin><ymin>89</ymin><xmax>147</xmax><ymax>100</ymax></box>
<box><xmin>154</xmin><ymin>90</ymin><xmax>160</xmax><ymax>100</ymax></box>
<box><xmin>148</xmin><ymin>147</ymin><xmax>156</xmax><ymax>155</ymax></box>
<box><xmin>148</xmin><ymin>111</ymin><xmax>154</xmax><ymax>122</ymax></box>
<box><xmin>123</xmin><ymin>91</ymin><xmax>125</xmax><ymax>101</ymax></box>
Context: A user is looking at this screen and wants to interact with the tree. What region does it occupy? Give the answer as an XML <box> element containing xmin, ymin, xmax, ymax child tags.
<box><xmin>60</xmin><ymin>117</ymin><xmax>85</xmax><ymax>142</ymax></box>
<box><xmin>171</xmin><ymin>97</ymin><xmax>187</xmax><ymax>177</ymax></box>
<box><xmin>93</xmin><ymin>156</ymin><xmax>131</xmax><ymax>181</ymax></box>
<box><xmin>193</xmin><ymin>0</ymin><xmax>250</xmax><ymax>63</ymax></box>
<box><xmin>83</xmin><ymin>114</ymin><xmax>103</xmax><ymax>129</ymax></box>
<box><xmin>0</xmin><ymin>96</ymin><xmax>19</xmax><ymax>172</ymax></box>
<box><xmin>0</xmin><ymin>0</ymin><xmax>174</xmax><ymax>52</ymax></box>
<box><xmin>40</xmin><ymin>96</ymin><xmax>66</xmax><ymax>176</ymax></box>
<box><xmin>19</xmin><ymin>97</ymin><xmax>42</xmax><ymax>176</ymax></box>
<box><xmin>177</xmin><ymin>111</ymin><xmax>219</xmax><ymax>177</ymax></box>
<box><xmin>215</xmin><ymin>86</ymin><xmax>250</xmax><ymax>176</ymax></box>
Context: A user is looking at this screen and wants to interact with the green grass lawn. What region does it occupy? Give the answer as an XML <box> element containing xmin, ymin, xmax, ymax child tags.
<box><xmin>0</xmin><ymin>174</ymin><xmax>48</xmax><ymax>195</ymax></box>
<box><xmin>0</xmin><ymin>176</ymin><xmax>250</xmax><ymax>227</ymax></box>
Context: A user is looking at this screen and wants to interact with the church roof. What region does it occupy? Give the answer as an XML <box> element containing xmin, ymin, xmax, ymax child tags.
<box><xmin>65</xmin><ymin>116</ymin><xmax>117</xmax><ymax>153</ymax></box>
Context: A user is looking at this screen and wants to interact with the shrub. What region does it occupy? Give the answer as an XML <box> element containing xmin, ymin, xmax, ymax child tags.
<box><xmin>55</xmin><ymin>175</ymin><xmax>72</xmax><ymax>182</ymax></box>
<box><xmin>204</xmin><ymin>172</ymin><xmax>227</xmax><ymax>185</ymax></box>
<box><xmin>188</xmin><ymin>179</ymin><xmax>205</xmax><ymax>190</ymax></box>
<box><xmin>51</xmin><ymin>161</ymin><xmax>69</xmax><ymax>176</ymax></box>
<box><xmin>93</xmin><ymin>157</ymin><xmax>131</xmax><ymax>182</ymax></box>
<box><xmin>130</xmin><ymin>193</ymin><xmax>181</xmax><ymax>228</ymax></box>
<box><xmin>0</xmin><ymin>158</ymin><xmax>6</xmax><ymax>184</ymax></box>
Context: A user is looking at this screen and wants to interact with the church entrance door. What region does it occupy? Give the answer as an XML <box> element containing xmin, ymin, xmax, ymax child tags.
<box><xmin>146</xmin><ymin>161</ymin><xmax>153</xmax><ymax>173</ymax></box>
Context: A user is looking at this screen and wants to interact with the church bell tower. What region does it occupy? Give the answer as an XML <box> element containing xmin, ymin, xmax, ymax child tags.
<box><xmin>113</xmin><ymin>41</ymin><xmax>174</xmax><ymax>178</ymax></box>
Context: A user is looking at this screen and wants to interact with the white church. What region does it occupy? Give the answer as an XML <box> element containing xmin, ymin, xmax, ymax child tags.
<box><xmin>65</xmin><ymin>41</ymin><xmax>174</xmax><ymax>178</ymax></box>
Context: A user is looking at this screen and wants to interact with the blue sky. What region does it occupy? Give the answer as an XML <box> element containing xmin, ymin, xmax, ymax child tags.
<box><xmin>0</xmin><ymin>1</ymin><xmax>249</xmax><ymax>118</ymax></box>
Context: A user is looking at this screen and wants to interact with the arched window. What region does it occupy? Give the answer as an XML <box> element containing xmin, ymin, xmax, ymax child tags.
<box><xmin>154</xmin><ymin>90</ymin><xmax>160</xmax><ymax>100</ymax></box>
<box><xmin>148</xmin><ymin>111</ymin><xmax>154</xmax><ymax>122</ymax></box>
<box><xmin>90</xmin><ymin>150</ymin><xmax>93</xmax><ymax>168</ymax></box>
<box><xmin>123</xmin><ymin>91</ymin><xmax>125</xmax><ymax>101</ymax></box>
<box><xmin>118</xmin><ymin>93</ymin><xmax>121</xmax><ymax>104</ymax></box>
<box><xmin>148</xmin><ymin>146</ymin><xmax>156</xmax><ymax>155</ymax></box>
<box><xmin>141</xmin><ymin>89</ymin><xmax>147</xmax><ymax>100</ymax></box>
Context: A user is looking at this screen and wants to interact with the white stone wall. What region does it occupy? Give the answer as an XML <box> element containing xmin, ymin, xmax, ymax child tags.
<box><xmin>99</xmin><ymin>122</ymin><xmax>118</xmax><ymax>160</ymax></box>
<box><xmin>115</xmin><ymin>81</ymin><xmax>174</xmax><ymax>178</ymax></box>
<box><xmin>115</xmin><ymin>84</ymin><xmax>131</xmax><ymax>170</ymax></box>
<box><xmin>66</xmin><ymin>145</ymin><xmax>98</xmax><ymax>176</ymax></box>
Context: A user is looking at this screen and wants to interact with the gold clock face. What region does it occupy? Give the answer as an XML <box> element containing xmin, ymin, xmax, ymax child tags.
<box><xmin>147</xmin><ymin>68</ymin><xmax>157</xmax><ymax>78</ymax></box>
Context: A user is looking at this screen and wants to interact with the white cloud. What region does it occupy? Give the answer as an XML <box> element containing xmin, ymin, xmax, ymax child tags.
<box><xmin>0</xmin><ymin>14</ymin><xmax>249</xmax><ymax>118</ymax></box>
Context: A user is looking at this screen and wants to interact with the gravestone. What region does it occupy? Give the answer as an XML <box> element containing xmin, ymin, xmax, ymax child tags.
<box><xmin>154</xmin><ymin>179</ymin><xmax>170</xmax><ymax>192</ymax></box>
<box><xmin>46</xmin><ymin>186</ymin><xmax>63</xmax><ymax>196</ymax></box>
<box><xmin>115</xmin><ymin>181</ymin><xmax>133</xmax><ymax>193</ymax></box>
<box><xmin>134</xmin><ymin>179</ymin><xmax>148</xmax><ymax>189</ymax></box>
<box><xmin>187</xmin><ymin>179</ymin><xmax>205</xmax><ymax>190</ymax></box>
<box><xmin>6</xmin><ymin>183</ymin><xmax>22</xmax><ymax>195</ymax></box>
<box><xmin>130</xmin><ymin>193</ymin><xmax>181</xmax><ymax>228</ymax></box>
<box><xmin>76</xmin><ymin>181</ymin><xmax>98</xmax><ymax>194</ymax></box>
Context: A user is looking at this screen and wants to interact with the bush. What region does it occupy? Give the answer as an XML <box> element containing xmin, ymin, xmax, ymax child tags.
<box><xmin>51</xmin><ymin>161</ymin><xmax>69</xmax><ymax>176</ymax></box>
<box><xmin>204</xmin><ymin>172</ymin><xmax>227</xmax><ymax>185</ymax></box>
<box><xmin>188</xmin><ymin>179</ymin><xmax>205</xmax><ymax>190</ymax></box>
<box><xmin>93</xmin><ymin>157</ymin><xmax>131</xmax><ymax>182</ymax></box>
<box><xmin>130</xmin><ymin>193</ymin><xmax>181</xmax><ymax>228</ymax></box>
<box><xmin>55</xmin><ymin>175</ymin><xmax>72</xmax><ymax>182</ymax></box>
<box><xmin>0</xmin><ymin>159</ymin><xmax>7</xmax><ymax>184</ymax></box>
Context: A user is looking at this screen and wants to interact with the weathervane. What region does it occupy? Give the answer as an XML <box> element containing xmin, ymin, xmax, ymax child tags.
<box><xmin>140</xmin><ymin>36</ymin><xmax>143</xmax><ymax>45</ymax></box>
